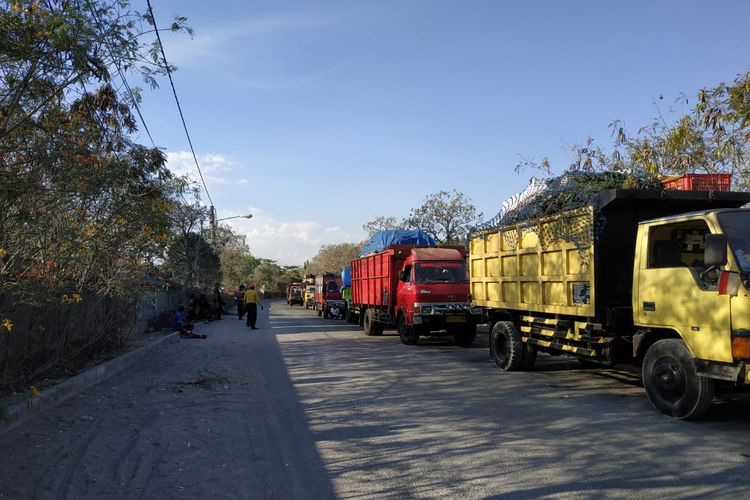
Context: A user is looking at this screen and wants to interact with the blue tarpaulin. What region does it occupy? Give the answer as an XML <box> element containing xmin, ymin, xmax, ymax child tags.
<box><xmin>357</xmin><ymin>230</ymin><xmax>437</xmax><ymax>257</ymax></box>
<box><xmin>341</xmin><ymin>266</ymin><xmax>352</xmax><ymax>287</ymax></box>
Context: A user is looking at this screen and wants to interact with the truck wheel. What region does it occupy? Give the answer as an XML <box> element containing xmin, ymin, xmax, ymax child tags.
<box><xmin>491</xmin><ymin>321</ymin><xmax>524</xmax><ymax>371</ymax></box>
<box><xmin>521</xmin><ymin>343</ymin><xmax>537</xmax><ymax>370</ymax></box>
<box><xmin>454</xmin><ymin>325</ymin><xmax>477</xmax><ymax>347</ymax></box>
<box><xmin>642</xmin><ymin>339</ymin><xmax>715</xmax><ymax>420</ymax></box>
<box><xmin>363</xmin><ymin>309</ymin><xmax>382</xmax><ymax>336</ymax></box>
<box><xmin>317</xmin><ymin>308</ymin><xmax>322</xmax><ymax>317</ymax></box>
<box><xmin>398</xmin><ymin>314</ymin><xmax>419</xmax><ymax>345</ymax></box>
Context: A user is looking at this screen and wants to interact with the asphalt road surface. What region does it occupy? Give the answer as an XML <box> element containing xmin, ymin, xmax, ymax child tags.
<box><xmin>1</xmin><ymin>299</ymin><xmax>750</xmax><ymax>499</ymax></box>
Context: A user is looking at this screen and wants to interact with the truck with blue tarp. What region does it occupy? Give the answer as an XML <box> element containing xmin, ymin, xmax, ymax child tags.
<box><xmin>351</xmin><ymin>230</ymin><xmax>480</xmax><ymax>346</ymax></box>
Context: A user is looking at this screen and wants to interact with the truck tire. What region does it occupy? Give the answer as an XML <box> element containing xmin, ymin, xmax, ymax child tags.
<box><xmin>491</xmin><ymin>321</ymin><xmax>524</xmax><ymax>371</ymax></box>
<box><xmin>642</xmin><ymin>338</ymin><xmax>715</xmax><ymax>420</ymax></box>
<box><xmin>521</xmin><ymin>343</ymin><xmax>537</xmax><ymax>370</ymax></box>
<box><xmin>398</xmin><ymin>314</ymin><xmax>419</xmax><ymax>345</ymax></box>
<box><xmin>317</xmin><ymin>308</ymin><xmax>322</xmax><ymax>317</ymax></box>
<box><xmin>363</xmin><ymin>308</ymin><xmax>383</xmax><ymax>336</ymax></box>
<box><xmin>454</xmin><ymin>325</ymin><xmax>477</xmax><ymax>347</ymax></box>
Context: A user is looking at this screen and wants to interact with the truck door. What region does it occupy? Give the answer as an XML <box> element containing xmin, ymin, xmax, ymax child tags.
<box><xmin>396</xmin><ymin>264</ymin><xmax>414</xmax><ymax>317</ymax></box>
<box><xmin>635</xmin><ymin>220</ymin><xmax>732</xmax><ymax>362</ymax></box>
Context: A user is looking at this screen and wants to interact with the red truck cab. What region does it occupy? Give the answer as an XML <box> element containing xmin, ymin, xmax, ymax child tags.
<box><xmin>352</xmin><ymin>246</ymin><xmax>480</xmax><ymax>346</ymax></box>
<box><xmin>314</xmin><ymin>274</ymin><xmax>345</xmax><ymax>318</ymax></box>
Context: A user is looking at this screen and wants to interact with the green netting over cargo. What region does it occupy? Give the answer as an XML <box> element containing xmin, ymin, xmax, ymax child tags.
<box><xmin>473</xmin><ymin>171</ymin><xmax>662</xmax><ymax>251</ymax></box>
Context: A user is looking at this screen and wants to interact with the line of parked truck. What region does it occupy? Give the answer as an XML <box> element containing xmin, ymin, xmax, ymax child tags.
<box><xmin>286</xmin><ymin>174</ymin><xmax>750</xmax><ymax>419</ymax></box>
<box><xmin>286</xmin><ymin>274</ymin><xmax>346</xmax><ymax>318</ymax></box>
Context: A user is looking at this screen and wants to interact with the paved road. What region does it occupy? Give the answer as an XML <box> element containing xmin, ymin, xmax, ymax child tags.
<box><xmin>1</xmin><ymin>300</ymin><xmax>750</xmax><ymax>499</ymax></box>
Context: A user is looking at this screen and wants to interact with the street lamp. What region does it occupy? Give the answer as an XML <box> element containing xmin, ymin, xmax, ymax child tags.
<box><xmin>217</xmin><ymin>213</ymin><xmax>253</xmax><ymax>222</ymax></box>
<box><xmin>211</xmin><ymin>212</ymin><xmax>253</xmax><ymax>242</ymax></box>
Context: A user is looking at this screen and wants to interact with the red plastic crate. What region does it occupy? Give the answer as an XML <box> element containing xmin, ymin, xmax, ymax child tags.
<box><xmin>661</xmin><ymin>173</ymin><xmax>732</xmax><ymax>192</ymax></box>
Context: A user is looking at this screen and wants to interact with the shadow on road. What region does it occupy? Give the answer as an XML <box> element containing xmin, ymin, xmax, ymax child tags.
<box><xmin>269</xmin><ymin>299</ymin><xmax>750</xmax><ymax>498</ymax></box>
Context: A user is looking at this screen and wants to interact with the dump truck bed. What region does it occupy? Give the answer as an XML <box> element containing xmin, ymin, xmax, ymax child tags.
<box><xmin>470</xmin><ymin>189</ymin><xmax>750</xmax><ymax>323</ymax></box>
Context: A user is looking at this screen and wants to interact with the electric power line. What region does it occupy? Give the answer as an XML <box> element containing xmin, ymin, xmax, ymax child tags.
<box><xmin>88</xmin><ymin>5</ymin><xmax>156</xmax><ymax>148</ymax></box>
<box><xmin>146</xmin><ymin>0</ymin><xmax>214</xmax><ymax>209</ymax></box>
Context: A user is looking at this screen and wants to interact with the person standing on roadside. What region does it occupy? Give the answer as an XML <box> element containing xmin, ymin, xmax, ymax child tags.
<box><xmin>213</xmin><ymin>284</ymin><xmax>225</xmax><ymax>320</ymax></box>
<box><xmin>235</xmin><ymin>285</ymin><xmax>246</xmax><ymax>320</ymax></box>
<box><xmin>244</xmin><ymin>284</ymin><xmax>263</xmax><ymax>329</ymax></box>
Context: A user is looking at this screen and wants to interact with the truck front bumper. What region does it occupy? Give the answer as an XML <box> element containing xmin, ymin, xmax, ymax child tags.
<box><xmin>695</xmin><ymin>359</ymin><xmax>748</xmax><ymax>383</ymax></box>
<box><xmin>412</xmin><ymin>302</ymin><xmax>481</xmax><ymax>329</ymax></box>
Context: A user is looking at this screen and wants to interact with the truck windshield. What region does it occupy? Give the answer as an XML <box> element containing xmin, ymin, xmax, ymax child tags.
<box><xmin>718</xmin><ymin>211</ymin><xmax>750</xmax><ymax>271</ymax></box>
<box><xmin>414</xmin><ymin>262</ymin><xmax>468</xmax><ymax>283</ymax></box>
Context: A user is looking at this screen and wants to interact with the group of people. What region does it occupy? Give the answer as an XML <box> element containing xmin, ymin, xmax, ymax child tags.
<box><xmin>185</xmin><ymin>285</ymin><xmax>225</xmax><ymax>322</ymax></box>
<box><xmin>174</xmin><ymin>283</ymin><xmax>264</xmax><ymax>338</ymax></box>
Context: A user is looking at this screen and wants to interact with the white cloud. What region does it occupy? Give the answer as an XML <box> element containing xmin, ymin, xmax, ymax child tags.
<box><xmin>164</xmin><ymin>15</ymin><xmax>339</xmax><ymax>67</ymax></box>
<box><xmin>218</xmin><ymin>208</ymin><xmax>363</xmax><ymax>266</ymax></box>
<box><xmin>166</xmin><ymin>151</ymin><xmax>249</xmax><ymax>187</ymax></box>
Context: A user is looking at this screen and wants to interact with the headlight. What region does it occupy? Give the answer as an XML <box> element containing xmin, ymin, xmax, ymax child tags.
<box><xmin>421</xmin><ymin>306</ymin><xmax>432</xmax><ymax>314</ymax></box>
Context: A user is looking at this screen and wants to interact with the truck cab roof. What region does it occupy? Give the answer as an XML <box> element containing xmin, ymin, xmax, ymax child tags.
<box><xmin>411</xmin><ymin>247</ymin><xmax>465</xmax><ymax>260</ymax></box>
<box><xmin>639</xmin><ymin>207</ymin><xmax>750</xmax><ymax>226</ymax></box>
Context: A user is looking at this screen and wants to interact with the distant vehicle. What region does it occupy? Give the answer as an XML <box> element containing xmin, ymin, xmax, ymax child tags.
<box><xmin>470</xmin><ymin>188</ymin><xmax>750</xmax><ymax>419</ymax></box>
<box><xmin>303</xmin><ymin>275</ymin><xmax>316</xmax><ymax>309</ymax></box>
<box><xmin>314</xmin><ymin>273</ymin><xmax>345</xmax><ymax>319</ymax></box>
<box><xmin>286</xmin><ymin>283</ymin><xmax>304</xmax><ymax>306</ymax></box>
<box><xmin>350</xmin><ymin>230</ymin><xmax>480</xmax><ymax>346</ymax></box>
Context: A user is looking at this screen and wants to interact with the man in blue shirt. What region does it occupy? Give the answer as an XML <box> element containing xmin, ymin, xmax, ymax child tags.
<box><xmin>174</xmin><ymin>305</ymin><xmax>206</xmax><ymax>338</ymax></box>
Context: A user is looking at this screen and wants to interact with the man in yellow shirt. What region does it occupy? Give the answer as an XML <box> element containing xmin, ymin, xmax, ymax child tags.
<box><xmin>243</xmin><ymin>284</ymin><xmax>263</xmax><ymax>329</ymax></box>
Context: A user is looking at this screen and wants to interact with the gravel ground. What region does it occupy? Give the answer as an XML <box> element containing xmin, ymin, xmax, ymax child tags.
<box><xmin>1</xmin><ymin>300</ymin><xmax>750</xmax><ymax>499</ymax></box>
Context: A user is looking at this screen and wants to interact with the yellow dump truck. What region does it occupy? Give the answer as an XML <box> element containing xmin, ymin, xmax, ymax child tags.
<box><xmin>470</xmin><ymin>189</ymin><xmax>750</xmax><ymax>419</ymax></box>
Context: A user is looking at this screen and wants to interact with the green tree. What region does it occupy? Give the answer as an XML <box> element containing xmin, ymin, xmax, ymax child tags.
<box><xmin>250</xmin><ymin>260</ymin><xmax>283</xmax><ymax>294</ymax></box>
<box><xmin>213</xmin><ymin>225</ymin><xmax>252</xmax><ymax>289</ymax></box>
<box><xmin>305</xmin><ymin>243</ymin><xmax>361</xmax><ymax>276</ymax></box>
<box><xmin>403</xmin><ymin>190</ymin><xmax>482</xmax><ymax>245</ymax></box>
<box><xmin>0</xmin><ymin>1</ymin><xmax>193</xmax><ymax>306</ymax></box>
<box><xmin>519</xmin><ymin>70</ymin><xmax>750</xmax><ymax>190</ymax></box>
<box><xmin>0</xmin><ymin>0</ymin><xmax>193</xmax><ymax>386</ymax></box>
<box><xmin>362</xmin><ymin>216</ymin><xmax>402</xmax><ymax>238</ymax></box>
<box><xmin>166</xmin><ymin>232</ymin><xmax>220</xmax><ymax>291</ymax></box>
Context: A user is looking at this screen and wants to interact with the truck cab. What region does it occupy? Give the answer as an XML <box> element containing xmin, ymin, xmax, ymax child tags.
<box><xmin>323</xmin><ymin>279</ymin><xmax>346</xmax><ymax>319</ymax></box>
<box><xmin>304</xmin><ymin>285</ymin><xmax>316</xmax><ymax>309</ymax></box>
<box><xmin>633</xmin><ymin>208</ymin><xmax>750</xmax><ymax>417</ymax></box>
<box><xmin>397</xmin><ymin>248</ymin><xmax>479</xmax><ymax>342</ymax></box>
<box><xmin>314</xmin><ymin>274</ymin><xmax>345</xmax><ymax>318</ymax></box>
<box><xmin>286</xmin><ymin>283</ymin><xmax>304</xmax><ymax>306</ymax></box>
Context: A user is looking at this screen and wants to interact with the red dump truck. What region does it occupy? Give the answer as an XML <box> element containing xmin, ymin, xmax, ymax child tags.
<box><xmin>351</xmin><ymin>237</ymin><xmax>481</xmax><ymax>346</ymax></box>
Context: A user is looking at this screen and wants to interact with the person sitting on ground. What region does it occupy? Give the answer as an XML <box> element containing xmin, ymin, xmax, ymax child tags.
<box><xmin>174</xmin><ymin>305</ymin><xmax>206</xmax><ymax>339</ymax></box>
<box><xmin>329</xmin><ymin>304</ymin><xmax>341</xmax><ymax>319</ymax></box>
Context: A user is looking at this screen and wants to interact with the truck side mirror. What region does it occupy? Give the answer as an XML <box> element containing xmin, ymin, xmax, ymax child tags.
<box><xmin>705</xmin><ymin>234</ymin><xmax>728</xmax><ymax>267</ymax></box>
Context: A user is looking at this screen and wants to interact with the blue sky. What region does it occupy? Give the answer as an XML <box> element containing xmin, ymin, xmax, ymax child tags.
<box><xmin>135</xmin><ymin>0</ymin><xmax>750</xmax><ymax>265</ymax></box>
